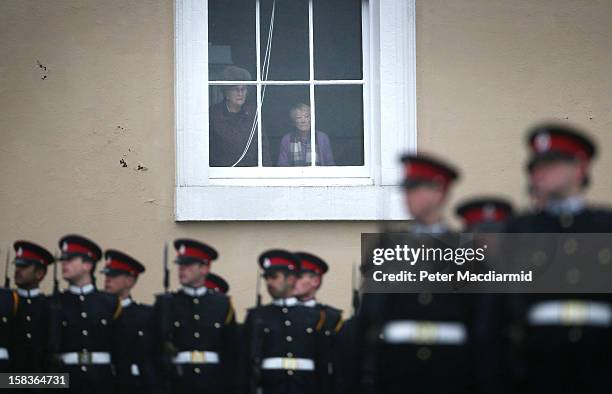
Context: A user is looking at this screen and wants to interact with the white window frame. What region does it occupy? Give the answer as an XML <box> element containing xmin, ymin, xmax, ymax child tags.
<box><xmin>175</xmin><ymin>0</ymin><xmax>416</xmax><ymax>220</ymax></box>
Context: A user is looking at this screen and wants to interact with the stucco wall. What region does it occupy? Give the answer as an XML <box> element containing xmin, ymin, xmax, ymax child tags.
<box><xmin>1</xmin><ymin>0</ymin><xmax>611</xmax><ymax>319</ymax></box>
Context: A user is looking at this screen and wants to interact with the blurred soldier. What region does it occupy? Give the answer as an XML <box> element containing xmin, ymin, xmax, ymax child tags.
<box><xmin>242</xmin><ymin>249</ymin><xmax>329</xmax><ymax>394</ymax></box>
<box><xmin>360</xmin><ymin>153</ymin><xmax>481</xmax><ymax>394</ymax></box>
<box><xmin>204</xmin><ymin>272</ymin><xmax>230</xmax><ymax>294</ymax></box>
<box><xmin>506</xmin><ymin>123</ymin><xmax>612</xmax><ymax>393</ymax></box>
<box><xmin>0</xmin><ymin>287</ymin><xmax>17</xmax><ymax>372</ymax></box>
<box><xmin>11</xmin><ymin>241</ymin><xmax>54</xmax><ymax>377</ymax></box>
<box><xmin>47</xmin><ymin>235</ymin><xmax>121</xmax><ymax>394</ymax></box>
<box><xmin>293</xmin><ymin>252</ymin><xmax>343</xmax><ymax>392</ymax></box>
<box><xmin>102</xmin><ymin>249</ymin><xmax>159</xmax><ymax>394</ymax></box>
<box><xmin>153</xmin><ymin>239</ymin><xmax>238</xmax><ymax>394</ymax></box>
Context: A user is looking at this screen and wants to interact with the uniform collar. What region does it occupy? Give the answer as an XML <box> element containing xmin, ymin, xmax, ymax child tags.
<box><xmin>544</xmin><ymin>196</ymin><xmax>585</xmax><ymax>216</ymax></box>
<box><xmin>121</xmin><ymin>297</ymin><xmax>133</xmax><ymax>308</ymax></box>
<box><xmin>17</xmin><ymin>288</ymin><xmax>41</xmax><ymax>298</ymax></box>
<box><xmin>273</xmin><ymin>297</ymin><xmax>299</xmax><ymax>307</ymax></box>
<box><xmin>68</xmin><ymin>283</ymin><xmax>95</xmax><ymax>295</ymax></box>
<box><xmin>411</xmin><ymin>221</ymin><xmax>449</xmax><ymax>235</ymax></box>
<box><xmin>301</xmin><ymin>299</ymin><xmax>317</xmax><ymax>308</ymax></box>
<box><xmin>181</xmin><ymin>286</ymin><xmax>207</xmax><ymax>297</ymax></box>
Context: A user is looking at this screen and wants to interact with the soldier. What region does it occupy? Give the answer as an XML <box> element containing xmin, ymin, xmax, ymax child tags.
<box><xmin>456</xmin><ymin>197</ymin><xmax>514</xmax><ymax>233</ymax></box>
<box><xmin>242</xmin><ymin>249</ymin><xmax>329</xmax><ymax>394</ymax></box>
<box><xmin>293</xmin><ymin>252</ymin><xmax>343</xmax><ymax>392</ymax></box>
<box><xmin>102</xmin><ymin>249</ymin><xmax>159</xmax><ymax>394</ymax></box>
<box><xmin>47</xmin><ymin>235</ymin><xmax>121</xmax><ymax>394</ymax></box>
<box><xmin>360</xmin><ymin>153</ymin><xmax>481</xmax><ymax>394</ymax></box>
<box><xmin>153</xmin><ymin>239</ymin><xmax>238</xmax><ymax>394</ymax></box>
<box><xmin>505</xmin><ymin>123</ymin><xmax>612</xmax><ymax>393</ymax></box>
<box><xmin>204</xmin><ymin>272</ymin><xmax>230</xmax><ymax>294</ymax></box>
<box><xmin>11</xmin><ymin>241</ymin><xmax>54</xmax><ymax>376</ymax></box>
<box><xmin>0</xmin><ymin>288</ymin><xmax>16</xmax><ymax>372</ymax></box>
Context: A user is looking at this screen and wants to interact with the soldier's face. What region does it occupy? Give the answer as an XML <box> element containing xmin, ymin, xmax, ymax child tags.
<box><xmin>14</xmin><ymin>264</ymin><xmax>45</xmax><ymax>288</ymax></box>
<box><xmin>530</xmin><ymin>160</ymin><xmax>583</xmax><ymax>201</ymax></box>
<box><xmin>265</xmin><ymin>271</ymin><xmax>296</xmax><ymax>299</ymax></box>
<box><xmin>404</xmin><ymin>185</ymin><xmax>445</xmax><ymax>222</ymax></box>
<box><xmin>178</xmin><ymin>262</ymin><xmax>210</xmax><ymax>287</ymax></box>
<box><xmin>104</xmin><ymin>274</ymin><xmax>135</xmax><ymax>295</ymax></box>
<box><xmin>61</xmin><ymin>257</ymin><xmax>91</xmax><ymax>282</ymax></box>
<box><xmin>294</xmin><ymin>272</ymin><xmax>320</xmax><ymax>299</ymax></box>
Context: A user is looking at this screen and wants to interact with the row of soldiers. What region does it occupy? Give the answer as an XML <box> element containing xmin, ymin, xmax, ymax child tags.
<box><xmin>1</xmin><ymin>122</ymin><xmax>612</xmax><ymax>394</ymax></box>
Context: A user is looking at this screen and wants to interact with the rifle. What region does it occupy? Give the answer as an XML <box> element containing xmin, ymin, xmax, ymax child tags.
<box><xmin>352</xmin><ymin>262</ymin><xmax>360</xmax><ymax>315</ymax></box>
<box><xmin>255</xmin><ymin>267</ymin><xmax>262</xmax><ymax>307</ymax></box>
<box><xmin>53</xmin><ymin>252</ymin><xmax>59</xmax><ymax>295</ymax></box>
<box><xmin>163</xmin><ymin>242</ymin><xmax>169</xmax><ymax>293</ymax></box>
<box><xmin>4</xmin><ymin>247</ymin><xmax>9</xmax><ymax>288</ymax></box>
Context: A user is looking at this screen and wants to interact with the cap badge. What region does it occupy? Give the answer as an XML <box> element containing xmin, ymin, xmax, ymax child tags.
<box><xmin>535</xmin><ymin>133</ymin><xmax>551</xmax><ymax>152</ymax></box>
<box><xmin>263</xmin><ymin>258</ymin><xmax>271</xmax><ymax>268</ymax></box>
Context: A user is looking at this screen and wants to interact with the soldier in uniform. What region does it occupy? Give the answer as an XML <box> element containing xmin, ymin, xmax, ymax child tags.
<box><xmin>153</xmin><ymin>239</ymin><xmax>238</xmax><ymax>394</ymax></box>
<box><xmin>242</xmin><ymin>249</ymin><xmax>329</xmax><ymax>394</ymax></box>
<box><xmin>11</xmin><ymin>241</ymin><xmax>55</xmax><ymax>376</ymax></box>
<box><xmin>102</xmin><ymin>249</ymin><xmax>159</xmax><ymax>394</ymax></box>
<box><xmin>0</xmin><ymin>287</ymin><xmax>17</xmax><ymax>372</ymax></box>
<box><xmin>360</xmin><ymin>153</ymin><xmax>482</xmax><ymax>394</ymax></box>
<box><xmin>47</xmin><ymin>235</ymin><xmax>122</xmax><ymax>394</ymax></box>
<box><xmin>293</xmin><ymin>252</ymin><xmax>344</xmax><ymax>392</ymax></box>
<box><xmin>456</xmin><ymin>198</ymin><xmax>514</xmax><ymax>233</ymax></box>
<box><xmin>204</xmin><ymin>272</ymin><xmax>230</xmax><ymax>294</ymax></box>
<box><xmin>505</xmin><ymin>123</ymin><xmax>612</xmax><ymax>393</ymax></box>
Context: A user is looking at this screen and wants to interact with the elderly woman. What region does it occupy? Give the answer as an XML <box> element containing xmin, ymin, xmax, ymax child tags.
<box><xmin>209</xmin><ymin>65</ymin><xmax>270</xmax><ymax>167</ymax></box>
<box><xmin>277</xmin><ymin>103</ymin><xmax>335</xmax><ymax>166</ymax></box>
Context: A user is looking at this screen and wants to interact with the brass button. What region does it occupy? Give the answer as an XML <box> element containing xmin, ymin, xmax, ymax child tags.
<box><xmin>194</xmin><ymin>332</ymin><xmax>200</xmax><ymax>338</ymax></box>
<box><xmin>26</xmin><ymin>315</ymin><xmax>31</xmax><ymax>322</ymax></box>
<box><xmin>193</xmin><ymin>314</ymin><xmax>200</xmax><ymax>320</ymax></box>
<box><xmin>26</xmin><ymin>299</ymin><xmax>32</xmax><ymax>305</ymax></box>
<box><xmin>101</xmin><ymin>319</ymin><xmax>107</xmax><ymax>325</ymax></box>
<box><xmin>82</xmin><ymin>330</ymin><xmax>88</xmax><ymax>336</ymax></box>
<box><xmin>324</xmin><ymin>330</ymin><xmax>331</xmax><ymax>336</ymax></box>
<box><xmin>1</xmin><ymin>317</ymin><xmax>7</xmax><ymax>323</ymax></box>
<box><xmin>193</xmin><ymin>298</ymin><xmax>199</xmax><ymax>304</ymax></box>
<box><xmin>264</xmin><ymin>328</ymin><xmax>270</xmax><ymax>334</ymax></box>
<box><xmin>138</xmin><ymin>330</ymin><xmax>144</xmax><ymax>337</ymax></box>
<box><xmin>417</xmin><ymin>347</ymin><xmax>432</xmax><ymax>361</ymax></box>
<box><xmin>214</xmin><ymin>322</ymin><xmax>221</xmax><ymax>328</ymax></box>
<box><xmin>194</xmin><ymin>367</ymin><xmax>201</xmax><ymax>374</ymax></box>
<box><xmin>79</xmin><ymin>295</ymin><xmax>85</xmax><ymax>301</ymax></box>
<box><xmin>174</xmin><ymin>321</ymin><xmax>180</xmax><ymax>327</ymax></box>
<box><xmin>26</xmin><ymin>333</ymin><xmax>32</xmax><ymax>339</ymax></box>
<box><xmin>287</xmin><ymin>370</ymin><xmax>294</xmax><ymax>376</ymax></box>
<box><xmin>81</xmin><ymin>365</ymin><xmax>87</xmax><ymax>372</ymax></box>
<box><xmin>81</xmin><ymin>312</ymin><xmax>87</xmax><ymax>318</ymax></box>
<box><xmin>62</xmin><ymin>321</ymin><xmax>68</xmax><ymax>327</ymax></box>
<box><xmin>286</xmin><ymin>336</ymin><xmax>293</xmax><ymax>342</ymax></box>
<box><xmin>285</xmin><ymin>320</ymin><xmax>291</xmax><ymax>326</ymax></box>
<box><xmin>306</xmin><ymin>327</ymin><xmax>313</xmax><ymax>334</ymax></box>
<box><xmin>287</xmin><ymin>352</ymin><xmax>294</xmax><ymax>357</ymax></box>
<box><xmin>282</xmin><ymin>308</ymin><xmax>288</xmax><ymax>313</ymax></box>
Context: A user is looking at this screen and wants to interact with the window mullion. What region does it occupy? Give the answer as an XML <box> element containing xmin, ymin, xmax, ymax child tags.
<box><xmin>308</xmin><ymin>0</ymin><xmax>316</xmax><ymax>167</ymax></box>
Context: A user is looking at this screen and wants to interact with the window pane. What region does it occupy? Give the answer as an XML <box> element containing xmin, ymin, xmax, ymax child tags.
<box><xmin>314</xmin><ymin>85</ymin><xmax>364</xmax><ymax>166</ymax></box>
<box><xmin>209</xmin><ymin>0</ymin><xmax>256</xmax><ymax>81</ymax></box>
<box><xmin>260</xmin><ymin>0</ymin><xmax>309</xmax><ymax>81</ymax></box>
<box><xmin>313</xmin><ymin>0</ymin><xmax>363</xmax><ymax>80</ymax></box>
<box><xmin>209</xmin><ymin>84</ymin><xmax>264</xmax><ymax>167</ymax></box>
<box><xmin>260</xmin><ymin>85</ymin><xmax>310</xmax><ymax>166</ymax></box>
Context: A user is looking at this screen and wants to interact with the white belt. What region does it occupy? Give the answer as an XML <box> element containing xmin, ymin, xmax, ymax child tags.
<box><xmin>172</xmin><ymin>351</ymin><xmax>219</xmax><ymax>364</ymax></box>
<box><xmin>528</xmin><ymin>300</ymin><xmax>612</xmax><ymax>327</ymax></box>
<box><xmin>60</xmin><ymin>351</ymin><xmax>111</xmax><ymax>365</ymax></box>
<box><xmin>261</xmin><ymin>357</ymin><xmax>315</xmax><ymax>371</ymax></box>
<box><xmin>0</xmin><ymin>347</ymin><xmax>8</xmax><ymax>360</ymax></box>
<box><xmin>382</xmin><ymin>320</ymin><xmax>467</xmax><ymax>345</ymax></box>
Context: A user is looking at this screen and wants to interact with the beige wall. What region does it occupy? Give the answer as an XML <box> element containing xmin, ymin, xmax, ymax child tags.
<box><xmin>1</xmin><ymin>0</ymin><xmax>611</xmax><ymax>319</ymax></box>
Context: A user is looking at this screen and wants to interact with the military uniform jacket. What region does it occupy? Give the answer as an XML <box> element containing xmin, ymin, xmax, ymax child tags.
<box><xmin>12</xmin><ymin>288</ymin><xmax>49</xmax><ymax>372</ymax></box>
<box><xmin>242</xmin><ymin>298</ymin><xmax>329</xmax><ymax>394</ymax></box>
<box><xmin>47</xmin><ymin>285</ymin><xmax>121</xmax><ymax>393</ymax></box>
<box><xmin>112</xmin><ymin>298</ymin><xmax>159</xmax><ymax>394</ymax></box>
<box><xmin>504</xmin><ymin>206</ymin><xmax>612</xmax><ymax>393</ymax></box>
<box><xmin>153</xmin><ymin>287</ymin><xmax>238</xmax><ymax>394</ymax></box>
<box><xmin>0</xmin><ymin>289</ymin><xmax>17</xmax><ymax>371</ymax></box>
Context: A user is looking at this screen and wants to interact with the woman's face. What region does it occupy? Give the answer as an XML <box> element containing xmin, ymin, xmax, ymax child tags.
<box><xmin>291</xmin><ymin>108</ymin><xmax>311</xmax><ymax>132</ymax></box>
<box><xmin>224</xmin><ymin>85</ymin><xmax>248</xmax><ymax>108</ymax></box>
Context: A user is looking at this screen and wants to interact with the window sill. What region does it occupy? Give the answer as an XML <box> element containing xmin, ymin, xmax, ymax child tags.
<box><xmin>175</xmin><ymin>185</ymin><xmax>408</xmax><ymax>221</ymax></box>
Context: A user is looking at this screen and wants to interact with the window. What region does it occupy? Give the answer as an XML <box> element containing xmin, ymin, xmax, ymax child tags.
<box><xmin>176</xmin><ymin>0</ymin><xmax>416</xmax><ymax>220</ymax></box>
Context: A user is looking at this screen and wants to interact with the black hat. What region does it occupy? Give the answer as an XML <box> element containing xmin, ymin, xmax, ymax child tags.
<box><xmin>102</xmin><ymin>249</ymin><xmax>145</xmax><ymax>277</ymax></box>
<box><xmin>58</xmin><ymin>235</ymin><xmax>102</xmax><ymax>263</ymax></box>
<box><xmin>400</xmin><ymin>153</ymin><xmax>459</xmax><ymax>189</ymax></box>
<box><xmin>294</xmin><ymin>252</ymin><xmax>329</xmax><ymax>276</ymax></box>
<box><xmin>456</xmin><ymin>197</ymin><xmax>514</xmax><ymax>228</ymax></box>
<box><xmin>205</xmin><ymin>273</ymin><xmax>229</xmax><ymax>294</ymax></box>
<box><xmin>526</xmin><ymin>123</ymin><xmax>596</xmax><ymax>172</ymax></box>
<box><xmin>258</xmin><ymin>249</ymin><xmax>301</xmax><ymax>275</ymax></box>
<box><xmin>13</xmin><ymin>241</ymin><xmax>54</xmax><ymax>268</ymax></box>
<box><xmin>174</xmin><ymin>239</ymin><xmax>218</xmax><ymax>265</ymax></box>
